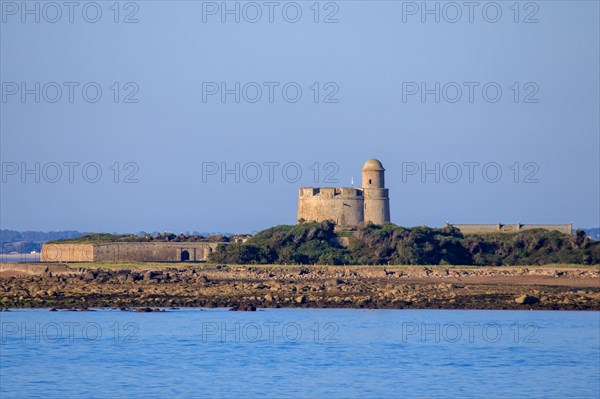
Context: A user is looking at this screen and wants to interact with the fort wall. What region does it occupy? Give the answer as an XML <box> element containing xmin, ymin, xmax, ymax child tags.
<box><xmin>41</xmin><ymin>244</ymin><xmax>95</xmax><ymax>262</ymax></box>
<box><xmin>41</xmin><ymin>242</ymin><xmax>220</xmax><ymax>262</ymax></box>
<box><xmin>93</xmin><ymin>242</ymin><xmax>217</xmax><ymax>262</ymax></box>
<box><xmin>297</xmin><ymin>187</ymin><xmax>364</xmax><ymax>227</ymax></box>
<box><xmin>446</xmin><ymin>222</ymin><xmax>573</xmax><ymax>235</ymax></box>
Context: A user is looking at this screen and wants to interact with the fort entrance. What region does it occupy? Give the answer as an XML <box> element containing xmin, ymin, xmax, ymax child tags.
<box><xmin>181</xmin><ymin>250</ymin><xmax>190</xmax><ymax>262</ymax></box>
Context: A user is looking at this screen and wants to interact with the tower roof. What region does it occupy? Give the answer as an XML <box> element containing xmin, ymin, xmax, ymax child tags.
<box><xmin>362</xmin><ymin>159</ymin><xmax>384</xmax><ymax>171</ymax></box>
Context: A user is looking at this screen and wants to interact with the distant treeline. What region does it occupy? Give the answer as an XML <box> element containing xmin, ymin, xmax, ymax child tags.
<box><xmin>0</xmin><ymin>230</ymin><xmax>85</xmax><ymax>253</ymax></box>
<box><xmin>0</xmin><ymin>230</ymin><xmax>84</xmax><ymax>244</ymax></box>
<box><xmin>209</xmin><ymin>222</ymin><xmax>600</xmax><ymax>266</ymax></box>
<box><xmin>584</xmin><ymin>228</ymin><xmax>600</xmax><ymax>241</ymax></box>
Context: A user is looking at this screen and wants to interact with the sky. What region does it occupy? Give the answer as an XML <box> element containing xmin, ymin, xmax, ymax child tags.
<box><xmin>1</xmin><ymin>0</ymin><xmax>599</xmax><ymax>233</ymax></box>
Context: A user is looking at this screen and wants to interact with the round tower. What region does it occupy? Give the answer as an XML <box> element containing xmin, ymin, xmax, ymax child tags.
<box><xmin>362</xmin><ymin>159</ymin><xmax>391</xmax><ymax>224</ymax></box>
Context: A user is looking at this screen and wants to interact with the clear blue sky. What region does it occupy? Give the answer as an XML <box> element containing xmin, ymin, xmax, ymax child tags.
<box><xmin>1</xmin><ymin>1</ymin><xmax>599</xmax><ymax>233</ymax></box>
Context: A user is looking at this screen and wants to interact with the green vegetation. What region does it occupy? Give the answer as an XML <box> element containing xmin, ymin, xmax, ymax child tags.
<box><xmin>45</xmin><ymin>224</ymin><xmax>600</xmax><ymax>266</ymax></box>
<box><xmin>47</xmin><ymin>232</ymin><xmax>229</xmax><ymax>244</ymax></box>
<box><xmin>209</xmin><ymin>222</ymin><xmax>349</xmax><ymax>265</ymax></box>
<box><xmin>47</xmin><ymin>233</ymin><xmax>130</xmax><ymax>244</ymax></box>
<box><xmin>209</xmin><ymin>222</ymin><xmax>600</xmax><ymax>266</ymax></box>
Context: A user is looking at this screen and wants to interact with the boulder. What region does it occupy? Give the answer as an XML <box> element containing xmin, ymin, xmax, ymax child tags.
<box><xmin>135</xmin><ymin>307</ymin><xmax>161</xmax><ymax>312</ymax></box>
<box><xmin>82</xmin><ymin>271</ymin><xmax>97</xmax><ymax>282</ymax></box>
<box><xmin>514</xmin><ymin>295</ymin><xmax>540</xmax><ymax>305</ymax></box>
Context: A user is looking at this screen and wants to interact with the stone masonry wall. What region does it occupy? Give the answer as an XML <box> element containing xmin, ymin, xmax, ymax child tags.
<box><xmin>93</xmin><ymin>242</ymin><xmax>216</xmax><ymax>262</ymax></box>
<box><xmin>448</xmin><ymin>223</ymin><xmax>572</xmax><ymax>235</ymax></box>
<box><xmin>297</xmin><ymin>187</ymin><xmax>364</xmax><ymax>227</ymax></box>
<box><xmin>41</xmin><ymin>244</ymin><xmax>95</xmax><ymax>262</ymax></box>
<box><xmin>41</xmin><ymin>242</ymin><xmax>221</xmax><ymax>262</ymax></box>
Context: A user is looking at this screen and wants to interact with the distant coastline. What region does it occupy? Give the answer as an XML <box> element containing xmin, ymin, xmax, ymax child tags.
<box><xmin>0</xmin><ymin>254</ymin><xmax>40</xmax><ymax>263</ymax></box>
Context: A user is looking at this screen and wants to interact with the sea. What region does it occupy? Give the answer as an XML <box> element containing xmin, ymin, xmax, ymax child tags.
<box><xmin>1</xmin><ymin>308</ymin><xmax>599</xmax><ymax>398</ymax></box>
<box><xmin>0</xmin><ymin>254</ymin><xmax>40</xmax><ymax>263</ymax></box>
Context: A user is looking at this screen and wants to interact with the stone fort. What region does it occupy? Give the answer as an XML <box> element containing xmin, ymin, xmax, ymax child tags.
<box><xmin>297</xmin><ymin>159</ymin><xmax>391</xmax><ymax>227</ymax></box>
<box><xmin>40</xmin><ymin>158</ymin><xmax>573</xmax><ymax>263</ymax></box>
<box><xmin>297</xmin><ymin>158</ymin><xmax>572</xmax><ymax>234</ymax></box>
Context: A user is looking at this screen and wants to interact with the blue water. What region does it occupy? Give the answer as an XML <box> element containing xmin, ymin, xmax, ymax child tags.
<box><xmin>1</xmin><ymin>309</ymin><xmax>599</xmax><ymax>398</ymax></box>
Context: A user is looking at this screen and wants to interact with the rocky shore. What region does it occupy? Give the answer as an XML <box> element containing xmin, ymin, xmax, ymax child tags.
<box><xmin>1</xmin><ymin>263</ymin><xmax>599</xmax><ymax>310</ymax></box>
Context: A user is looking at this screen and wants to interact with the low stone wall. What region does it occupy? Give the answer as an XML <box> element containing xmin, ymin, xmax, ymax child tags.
<box><xmin>40</xmin><ymin>242</ymin><xmax>222</xmax><ymax>262</ymax></box>
<box><xmin>41</xmin><ymin>244</ymin><xmax>94</xmax><ymax>262</ymax></box>
<box><xmin>447</xmin><ymin>223</ymin><xmax>572</xmax><ymax>235</ymax></box>
<box><xmin>93</xmin><ymin>242</ymin><xmax>217</xmax><ymax>262</ymax></box>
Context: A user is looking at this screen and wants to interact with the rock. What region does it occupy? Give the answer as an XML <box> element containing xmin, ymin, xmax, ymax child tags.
<box><xmin>514</xmin><ymin>295</ymin><xmax>540</xmax><ymax>305</ymax></box>
<box><xmin>143</xmin><ymin>271</ymin><xmax>159</xmax><ymax>281</ymax></box>
<box><xmin>49</xmin><ymin>308</ymin><xmax>58</xmax><ymax>311</ymax></box>
<box><xmin>229</xmin><ymin>303</ymin><xmax>257</xmax><ymax>311</ymax></box>
<box><xmin>135</xmin><ymin>307</ymin><xmax>161</xmax><ymax>312</ymax></box>
<box><xmin>264</xmin><ymin>294</ymin><xmax>274</xmax><ymax>302</ymax></box>
<box><xmin>356</xmin><ymin>298</ymin><xmax>370</xmax><ymax>307</ymax></box>
<box><xmin>82</xmin><ymin>271</ymin><xmax>96</xmax><ymax>282</ymax></box>
<box><xmin>269</xmin><ymin>283</ymin><xmax>281</xmax><ymax>291</ymax></box>
<box><xmin>296</xmin><ymin>295</ymin><xmax>306</xmax><ymax>304</ymax></box>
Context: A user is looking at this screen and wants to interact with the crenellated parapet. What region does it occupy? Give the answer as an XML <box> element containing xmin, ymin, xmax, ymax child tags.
<box><xmin>299</xmin><ymin>187</ymin><xmax>364</xmax><ymax>199</ymax></box>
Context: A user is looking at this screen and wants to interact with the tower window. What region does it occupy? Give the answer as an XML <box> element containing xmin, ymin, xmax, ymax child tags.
<box><xmin>369</xmin><ymin>179</ymin><xmax>372</xmax><ymax>184</ymax></box>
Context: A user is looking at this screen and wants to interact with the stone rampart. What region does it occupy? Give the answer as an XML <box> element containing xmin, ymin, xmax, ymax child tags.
<box><xmin>41</xmin><ymin>244</ymin><xmax>94</xmax><ymax>262</ymax></box>
<box><xmin>41</xmin><ymin>242</ymin><xmax>221</xmax><ymax>262</ymax></box>
<box><xmin>298</xmin><ymin>187</ymin><xmax>364</xmax><ymax>227</ymax></box>
<box><xmin>446</xmin><ymin>222</ymin><xmax>573</xmax><ymax>235</ymax></box>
